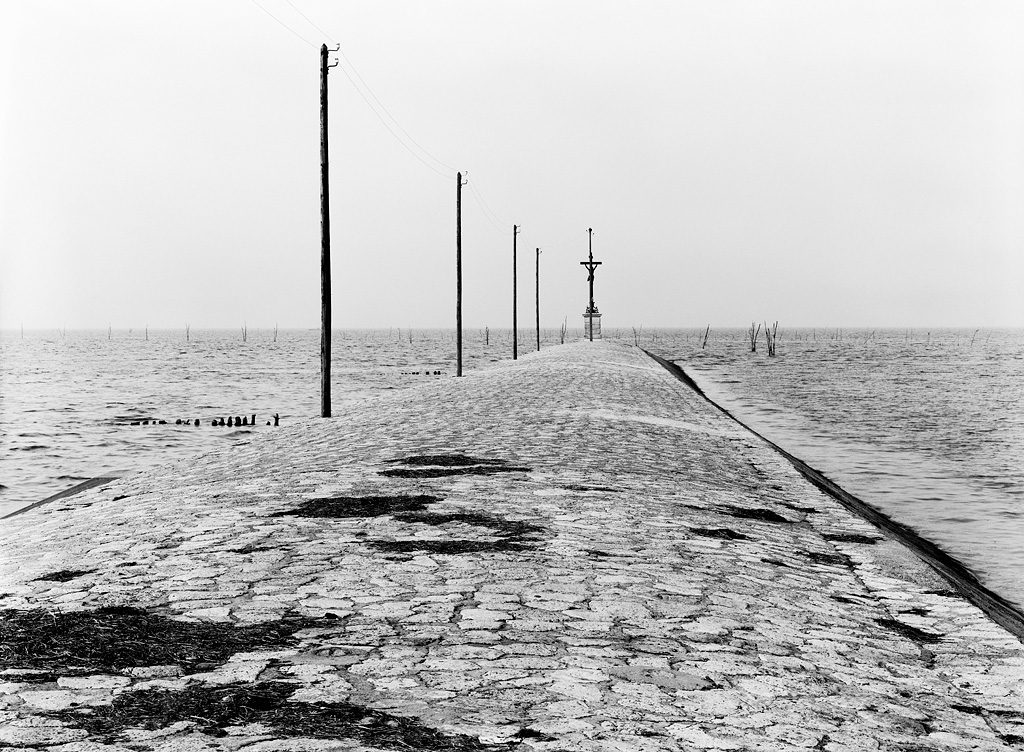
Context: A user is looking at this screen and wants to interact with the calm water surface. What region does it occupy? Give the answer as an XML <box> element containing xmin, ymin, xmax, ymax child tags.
<box><xmin>0</xmin><ymin>327</ymin><xmax>552</xmax><ymax>515</ymax></box>
<box><xmin>2</xmin><ymin>327</ymin><xmax>1022</xmax><ymax>611</ymax></box>
<box><xmin>656</xmin><ymin>327</ymin><xmax>1024</xmax><ymax>611</ymax></box>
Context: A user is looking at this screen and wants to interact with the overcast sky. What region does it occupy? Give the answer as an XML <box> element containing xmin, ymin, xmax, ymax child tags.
<box><xmin>2</xmin><ymin>1</ymin><xmax>1022</xmax><ymax>330</ymax></box>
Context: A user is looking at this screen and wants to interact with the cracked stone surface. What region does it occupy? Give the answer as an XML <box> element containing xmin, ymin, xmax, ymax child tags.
<box><xmin>1</xmin><ymin>341</ymin><xmax>1023</xmax><ymax>751</ymax></box>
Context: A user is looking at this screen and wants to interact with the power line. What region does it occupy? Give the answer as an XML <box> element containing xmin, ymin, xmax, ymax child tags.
<box><xmin>281</xmin><ymin>1</ymin><xmax>457</xmax><ymax>178</ymax></box>
<box><xmin>544</xmin><ymin>232</ymin><xmax>588</xmax><ymax>250</ymax></box>
<box><xmin>467</xmin><ymin>179</ymin><xmax>511</xmax><ymax>235</ymax></box>
<box><xmin>248</xmin><ymin>0</ymin><xmax>317</xmax><ymax>48</ymax></box>
<box><xmin>333</xmin><ymin>47</ymin><xmax>458</xmax><ymax>176</ymax></box>
<box><xmin>283</xmin><ymin>0</ymin><xmax>337</xmax><ymax>44</ymax></box>
<box><xmin>252</xmin><ymin>0</ymin><xmax>517</xmax><ymax>233</ymax></box>
<box><xmin>333</xmin><ymin>65</ymin><xmax>453</xmax><ymax>179</ymax></box>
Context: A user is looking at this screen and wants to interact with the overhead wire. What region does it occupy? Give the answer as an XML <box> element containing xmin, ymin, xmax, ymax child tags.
<box><xmin>467</xmin><ymin>179</ymin><xmax>512</xmax><ymax>236</ymax></box>
<box><xmin>332</xmin><ymin>46</ymin><xmax>458</xmax><ymax>176</ymax></box>
<box><xmin>333</xmin><ymin>64</ymin><xmax>454</xmax><ymax>179</ymax></box>
<box><xmin>248</xmin><ymin>0</ymin><xmax>318</xmax><ymax>48</ymax></box>
<box><xmin>270</xmin><ymin>0</ymin><xmax>457</xmax><ymax>179</ymax></box>
<box><xmin>543</xmin><ymin>232</ymin><xmax>589</xmax><ymax>251</ymax></box>
<box><xmin>282</xmin><ymin>0</ymin><xmax>337</xmax><ymax>43</ymax></box>
<box><xmin>253</xmin><ymin>0</ymin><xmax>533</xmax><ymax>238</ymax></box>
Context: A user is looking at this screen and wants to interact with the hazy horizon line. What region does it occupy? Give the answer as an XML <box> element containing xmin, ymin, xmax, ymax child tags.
<box><xmin>3</xmin><ymin>324</ymin><xmax>1021</xmax><ymax>333</ymax></box>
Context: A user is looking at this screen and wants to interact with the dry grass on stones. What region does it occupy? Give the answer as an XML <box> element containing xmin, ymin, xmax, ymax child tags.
<box><xmin>392</xmin><ymin>511</ymin><xmax>544</xmax><ymax>538</ymax></box>
<box><xmin>372</xmin><ymin>511</ymin><xmax>546</xmax><ymax>555</ymax></box>
<box><xmin>380</xmin><ymin>454</ymin><xmax>531</xmax><ymax>478</ymax></box>
<box><xmin>270</xmin><ymin>494</ymin><xmax>441</xmax><ymax>518</ymax></box>
<box><xmin>48</xmin><ymin>681</ymin><xmax>513</xmax><ymax>751</ymax></box>
<box><xmin>689</xmin><ymin>527</ymin><xmax>751</xmax><ymax>541</ymax></box>
<box><xmin>803</xmin><ymin>551</ymin><xmax>854</xmax><ymax>568</ymax></box>
<box><xmin>33</xmin><ymin>569</ymin><xmax>95</xmax><ymax>582</ymax></box>
<box><xmin>265</xmin><ymin>486</ymin><xmax>546</xmax><ymax>556</ymax></box>
<box><xmin>385</xmin><ymin>454</ymin><xmax>507</xmax><ymax>467</ymax></box>
<box><xmin>0</xmin><ymin>607</ymin><xmax>329</xmax><ymax>679</ymax></box>
<box><xmin>720</xmin><ymin>506</ymin><xmax>791</xmax><ymax>524</ymax></box>
<box><xmin>822</xmin><ymin>532</ymin><xmax>883</xmax><ymax>544</ymax></box>
<box><xmin>369</xmin><ymin>539</ymin><xmax>533</xmax><ymax>555</ymax></box>
<box><xmin>875</xmin><ymin>617</ymin><xmax>943</xmax><ymax>645</ymax></box>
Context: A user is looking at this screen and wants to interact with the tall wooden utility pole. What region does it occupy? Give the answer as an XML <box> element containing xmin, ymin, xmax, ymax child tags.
<box><xmin>536</xmin><ymin>248</ymin><xmax>541</xmax><ymax>352</ymax></box>
<box><xmin>512</xmin><ymin>225</ymin><xmax>519</xmax><ymax>360</ymax></box>
<box><xmin>456</xmin><ymin>172</ymin><xmax>464</xmax><ymax>376</ymax></box>
<box><xmin>319</xmin><ymin>44</ymin><xmax>336</xmax><ymax>417</ymax></box>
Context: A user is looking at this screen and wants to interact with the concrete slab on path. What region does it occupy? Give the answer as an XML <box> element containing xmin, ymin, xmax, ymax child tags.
<box><xmin>1</xmin><ymin>341</ymin><xmax>1022</xmax><ymax>751</ymax></box>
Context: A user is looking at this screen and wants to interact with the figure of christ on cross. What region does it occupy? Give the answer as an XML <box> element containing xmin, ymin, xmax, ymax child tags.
<box><xmin>580</xmin><ymin>227</ymin><xmax>602</xmax><ymax>340</ymax></box>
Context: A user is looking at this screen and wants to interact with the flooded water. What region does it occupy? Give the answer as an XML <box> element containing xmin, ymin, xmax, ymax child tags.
<box><xmin>2</xmin><ymin>326</ymin><xmax>1022</xmax><ymax>611</ymax></box>
<box><xmin>652</xmin><ymin>327</ymin><xmax>1024</xmax><ymax>611</ymax></box>
<box><xmin>0</xmin><ymin>327</ymin><xmax>556</xmax><ymax>516</ymax></box>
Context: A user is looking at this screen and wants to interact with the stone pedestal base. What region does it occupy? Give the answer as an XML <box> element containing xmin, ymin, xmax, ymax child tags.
<box><xmin>583</xmin><ymin>312</ymin><xmax>602</xmax><ymax>340</ymax></box>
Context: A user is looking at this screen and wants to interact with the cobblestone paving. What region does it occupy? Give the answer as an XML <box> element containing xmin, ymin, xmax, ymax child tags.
<box><xmin>1</xmin><ymin>341</ymin><xmax>1022</xmax><ymax>751</ymax></box>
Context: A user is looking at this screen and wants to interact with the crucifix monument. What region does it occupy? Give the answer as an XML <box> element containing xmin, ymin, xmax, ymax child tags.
<box><xmin>580</xmin><ymin>227</ymin><xmax>603</xmax><ymax>340</ymax></box>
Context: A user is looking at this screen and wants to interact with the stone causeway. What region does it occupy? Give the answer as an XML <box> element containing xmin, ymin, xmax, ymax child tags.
<box><xmin>1</xmin><ymin>341</ymin><xmax>1022</xmax><ymax>751</ymax></box>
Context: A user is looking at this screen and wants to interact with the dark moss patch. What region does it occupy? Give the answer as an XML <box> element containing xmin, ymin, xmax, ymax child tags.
<box><xmin>875</xmin><ymin>617</ymin><xmax>942</xmax><ymax>645</ymax></box>
<box><xmin>0</xmin><ymin>669</ymin><xmax>58</xmax><ymax>684</ymax></box>
<box><xmin>721</xmin><ymin>507</ymin><xmax>791</xmax><ymax>523</ymax></box>
<box><xmin>380</xmin><ymin>454</ymin><xmax>530</xmax><ymax>478</ymax></box>
<box><xmin>822</xmin><ymin>533</ymin><xmax>882</xmax><ymax>544</ymax></box>
<box><xmin>270</xmin><ymin>494</ymin><xmax>441</xmax><ymax>518</ymax></box>
<box><xmin>386</xmin><ymin>454</ymin><xmax>508</xmax><ymax>467</ymax></box>
<box><xmin>369</xmin><ymin>511</ymin><xmax>545</xmax><ymax>556</ymax></box>
<box><xmin>380</xmin><ymin>466</ymin><xmax>531</xmax><ymax>479</ymax></box>
<box><xmin>514</xmin><ymin>728</ymin><xmax>556</xmax><ymax>741</ymax></box>
<box><xmin>48</xmin><ymin>681</ymin><xmax>511</xmax><ymax>750</ymax></box>
<box><xmin>0</xmin><ymin>607</ymin><xmax>330</xmax><ymax>676</ymax></box>
<box><xmin>804</xmin><ymin>551</ymin><xmax>854</xmax><ymax>568</ymax></box>
<box><xmin>34</xmin><ymin>569</ymin><xmax>95</xmax><ymax>583</ymax></box>
<box><xmin>230</xmin><ymin>544</ymin><xmax>276</xmax><ymax>554</ymax></box>
<box><xmin>950</xmin><ymin>704</ymin><xmax>984</xmax><ymax>716</ymax></box>
<box><xmin>924</xmin><ymin>588</ymin><xmax>958</xmax><ymax>598</ymax></box>
<box><xmin>781</xmin><ymin>502</ymin><xmax>820</xmax><ymax>514</ymax></box>
<box><xmin>369</xmin><ymin>539</ymin><xmax>535</xmax><ymax>555</ymax></box>
<box><xmin>394</xmin><ymin>511</ymin><xmax>544</xmax><ymax>538</ymax></box>
<box><xmin>898</xmin><ymin>607</ymin><xmax>931</xmax><ymax>617</ymax></box>
<box><xmin>690</xmin><ymin>528</ymin><xmax>751</xmax><ymax>541</ymax></box>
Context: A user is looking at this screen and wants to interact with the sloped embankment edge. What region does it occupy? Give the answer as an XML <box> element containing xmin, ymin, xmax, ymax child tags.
<box><xmin>643</xmin><ymin>348</ymin><xmax>1024</xmax><ymax>643</ymax></box>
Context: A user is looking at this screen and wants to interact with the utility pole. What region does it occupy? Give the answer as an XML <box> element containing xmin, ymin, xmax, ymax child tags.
<box><xmin>456</xmin><ymin>172</ymin><xmax>465</xmax><ymax>376</ymax></box>
<box><xmin>320</xmin><ymin>44</ymin><xmax>338</xmax><ymax>417</ymax></box>
<box><xmin>512</xmin><ymin>225</ymin><xmax>519</xmax><ymax>360</ymax></box>
<box><xmin>536</xmin><ymin>248</ymin><xmax>541</xmax><ymax>352</ymax></box>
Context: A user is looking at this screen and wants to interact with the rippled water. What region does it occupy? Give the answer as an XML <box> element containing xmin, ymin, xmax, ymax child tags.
<box><xmin>0</xmin><ymin>327</ymin><xmax>558</xmax><ymax>516</ymax></box>
<box><xmin>3</xmin><ymin>326</ymin><xmax>1023</xmax><ymax>611</ymax></box>
<box><xmin>653</xmin><ymin>327</ymin><xmax>1024</xmax><ymax>611</ymax></box>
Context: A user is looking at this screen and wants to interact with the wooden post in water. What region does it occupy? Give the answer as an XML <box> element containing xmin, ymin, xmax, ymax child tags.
<box><xmin>512</xmin><ymin>225</ymin><xmax>519</xmax><ymax>360</ymax></box>
<box><xmin>536</xmin><ymin>248</ymin><xmax>541</xmax><ymax>352</ymax></box>
<box><xmin>319</xmin><ymin>43</ymin><xmax>333</xmax><ymax>416</ymax></box>
<box><xmin>456</xmin><ymin>172</ymin><xmax>464</xmax><ymax>377</ymax></box>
